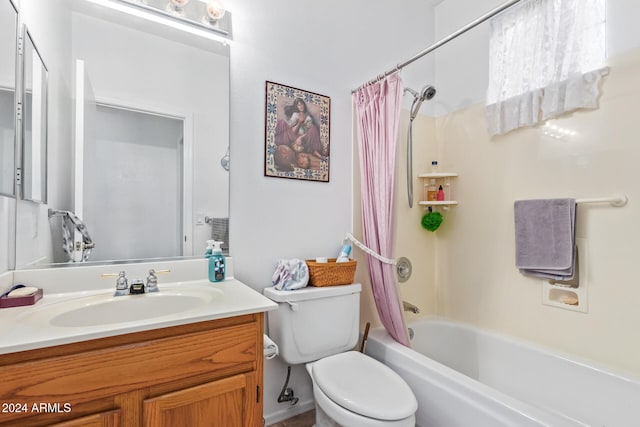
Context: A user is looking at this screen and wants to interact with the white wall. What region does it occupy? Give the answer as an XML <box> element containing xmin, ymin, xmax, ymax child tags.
<box><xmin>227</xmin><ymin>0</ymin><xmax>435</xmax><ymax>422</ymax></box>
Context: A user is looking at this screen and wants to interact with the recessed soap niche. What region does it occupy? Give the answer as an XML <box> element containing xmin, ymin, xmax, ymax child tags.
<box><xmin>542</xmin><ymin>238</ymin><xmax>588</xmax><ymax>313</ymax></box>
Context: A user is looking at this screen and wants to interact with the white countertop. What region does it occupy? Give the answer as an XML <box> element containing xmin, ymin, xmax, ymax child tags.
<box><xmin>0</xmin><ymin>279</ymin><xmax>277</xmax><ymax>355</ymax></box>
<box><xmin>0</xmin><ymin>258</ymin><xmax>277</xmax><ymax>355</ymax></box>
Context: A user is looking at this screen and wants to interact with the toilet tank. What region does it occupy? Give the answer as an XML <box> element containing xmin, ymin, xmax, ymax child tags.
<box><xmin>263</xmin><ymin>284</ymin><xmax>361</xmax><ymax>365</ymax></box>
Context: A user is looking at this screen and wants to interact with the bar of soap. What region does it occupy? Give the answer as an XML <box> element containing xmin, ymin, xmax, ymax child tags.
<box><xmin>7</xmin><ymin>286</ymin><xmax>39</xmax><ymax>298</ymax></box>
<box><xmin>561</xmin><ymin>295</ymin><xmax>579</xmax><ymax>305</ymax></box>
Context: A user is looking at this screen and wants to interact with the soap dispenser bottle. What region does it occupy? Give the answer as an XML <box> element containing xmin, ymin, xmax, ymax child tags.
<box><xmin>208</xmin><ymin>241</ymin><xmax>225</xmax><ymax>282</ymax></box>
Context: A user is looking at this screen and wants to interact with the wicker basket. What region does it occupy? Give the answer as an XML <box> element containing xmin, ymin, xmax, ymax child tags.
<box><xmin>306</xmin><ymin>258</ymin><xmax>357</xmax><ymax>287</ymax></box>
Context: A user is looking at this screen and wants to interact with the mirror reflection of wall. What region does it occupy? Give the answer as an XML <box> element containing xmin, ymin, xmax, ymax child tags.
<box><xmin>85</xmin><ymin>105</ymin><xmax>185</xmax><ymax>262</ymax></box>
<box><xmin>12</xmin><ymin>0</ymin><xmax>230</xmax><ymax>269</ymax></box>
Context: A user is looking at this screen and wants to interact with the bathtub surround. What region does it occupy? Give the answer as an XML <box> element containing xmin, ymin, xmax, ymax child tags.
<box><xmin>428</xmin><ymin>46</ymin><xmax>640</xmax><ymax>376</ymax></box>
<box><xmin>353</xmin><ymin>73</ymin><xmax>409</xmax><ymax>346</ymax></box>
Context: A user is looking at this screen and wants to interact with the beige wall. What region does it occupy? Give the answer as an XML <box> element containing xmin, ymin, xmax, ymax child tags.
<box><xmin>355</xmin><ymin>48</ymin><xmax>640</xmax><ymax>377</ymax></box>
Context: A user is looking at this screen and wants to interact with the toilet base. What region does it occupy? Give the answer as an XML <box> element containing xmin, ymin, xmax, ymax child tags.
<box><xmin>314</xmin><ymin>400</ymin><xmax>341</xmax><ymax>427</ymax></box>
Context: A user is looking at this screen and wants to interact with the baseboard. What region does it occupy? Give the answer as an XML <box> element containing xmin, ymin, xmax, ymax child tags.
<box><xmin>263</xmin><ymin>399</ymin><xmax>315</xmax><ymax>426</ymax></box>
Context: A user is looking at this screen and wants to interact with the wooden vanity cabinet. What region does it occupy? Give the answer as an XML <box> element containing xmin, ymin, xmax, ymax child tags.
<box><xmin>0</xmin><ymin>313</ymin><xmax>264</xmax><ymax>427</ymax></box>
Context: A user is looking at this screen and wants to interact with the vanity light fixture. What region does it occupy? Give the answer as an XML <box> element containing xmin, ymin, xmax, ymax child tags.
<box><xmin>85</xmin><ymin>0</ymin><xmax>232</xmax><ymax>44</ymax></box>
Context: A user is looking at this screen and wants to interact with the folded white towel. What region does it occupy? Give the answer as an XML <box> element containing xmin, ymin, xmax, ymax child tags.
<box><xmin>264</xmin><ymin>334</ymin><xmax>279</xmax><ymax>360</ymax></box>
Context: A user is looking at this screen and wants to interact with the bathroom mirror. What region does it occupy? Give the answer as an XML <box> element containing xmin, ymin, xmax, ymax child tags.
<box><xmin>0</xmin><ymin>0</ymin><xmax>18</xmax><ymax>198</ymax></box>
<box><xmin>13</xmin><ymin>0</ymin><xmax>230</xmax><ymax>268</ymax></box>
<box><xmin>21</xmin><ymin>27</ymin><xmax>48</xmax><ymax>204</ymax></box>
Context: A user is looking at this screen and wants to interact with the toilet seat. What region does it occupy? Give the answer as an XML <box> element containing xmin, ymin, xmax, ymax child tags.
<box><xmin>310</xmin><ymin>351</ymin><xmax>417</xmax><ymax>421</ymax></box>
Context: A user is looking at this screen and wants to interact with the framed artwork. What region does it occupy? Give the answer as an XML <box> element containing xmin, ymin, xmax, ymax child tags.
<box><xmin>264</xmin><ymin>81</ymin><xmax>330</xmax><ymax>182</ymax></box>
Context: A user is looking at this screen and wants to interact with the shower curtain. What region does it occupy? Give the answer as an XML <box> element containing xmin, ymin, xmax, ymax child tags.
<box><xmin>353</xmin><ymin>73</ymin><xmax>409</xmax><ymax>346</ymax></box>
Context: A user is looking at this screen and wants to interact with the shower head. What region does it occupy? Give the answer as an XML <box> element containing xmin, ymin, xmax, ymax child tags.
<box><xmin>405</xmin><ymin>85</ymin><xmax>437</xmax><ymax>121</ymax></box>
<box><xmin>421</xmin><ymin>85</ymin><xmax>436</xmax><ymax>101</ymax></box>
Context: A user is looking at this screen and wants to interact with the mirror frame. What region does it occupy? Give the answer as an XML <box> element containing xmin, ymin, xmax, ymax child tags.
<box><xmin>0</xmin><ymin>0</ymin><xmax>19</xmax><ymax>198</ymax></box>
<box><xmin>20</xmin><ymin>25</ymin><xmax>48</xmax><ymax>204</ymax></box>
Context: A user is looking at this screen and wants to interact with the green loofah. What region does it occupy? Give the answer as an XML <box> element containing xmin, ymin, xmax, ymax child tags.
<box><xmin>421</xmin><ymin>211</ymin><xmax>443</xmax><ymax>232</ymax></box>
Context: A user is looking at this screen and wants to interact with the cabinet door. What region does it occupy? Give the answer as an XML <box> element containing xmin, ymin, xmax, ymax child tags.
<box><xmin>144</xmin><ymin>374</ymin><xmax>248</xmax><ymax>427</ymax></box>
<box><xmin>49</xmin><ymin>409</ymin><xmax>122</xmax><ymax>427</ymax></box>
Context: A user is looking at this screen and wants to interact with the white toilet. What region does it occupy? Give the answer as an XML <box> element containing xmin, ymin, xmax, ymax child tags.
<box><xmin>264</xmin><ymin>284</ymin><xmax>417</xmax><ymax>427</ymax></box>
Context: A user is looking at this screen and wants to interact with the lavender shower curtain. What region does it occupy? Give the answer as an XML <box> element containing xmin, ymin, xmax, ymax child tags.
<box><xmin>353</xmin><ymin>73</ymin><xmax>409</xmax><ymax>346</ymax></box>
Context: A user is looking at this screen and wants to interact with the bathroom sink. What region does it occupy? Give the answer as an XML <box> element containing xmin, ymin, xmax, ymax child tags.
<box><xmin>21</xmin><ymin>286</ymin><xmax>224</xmax><ymax>328</ymax></box>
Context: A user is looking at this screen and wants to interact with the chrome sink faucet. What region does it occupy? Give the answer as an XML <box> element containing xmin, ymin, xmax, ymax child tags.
<box><xmin>102</xmin><ymin>269</ymin><xmax>171</xmax><ymax>296</ymax></box>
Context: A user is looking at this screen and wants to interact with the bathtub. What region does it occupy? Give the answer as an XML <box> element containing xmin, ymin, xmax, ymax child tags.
<box><xmin>365</xmin><ymin>318</ymin><xmax>640</xmax><ymax>427</ymax></box>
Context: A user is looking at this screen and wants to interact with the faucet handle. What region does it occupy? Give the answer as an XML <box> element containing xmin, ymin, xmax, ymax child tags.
<box><xmin>145</xmin><ymin>269</ymin><xmax>170</xmax><ymax>293</ymax></box>
<box><xmin>103</xmin><ymin>271</ymin><xmax>129</xmax><ymax>296</ymax></box>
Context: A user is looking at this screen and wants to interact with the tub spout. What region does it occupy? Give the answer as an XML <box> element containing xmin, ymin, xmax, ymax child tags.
<box><xmin>402</xmin><ymin>301</ymin><xmax>420</xmax><ymax>314</ymax></box>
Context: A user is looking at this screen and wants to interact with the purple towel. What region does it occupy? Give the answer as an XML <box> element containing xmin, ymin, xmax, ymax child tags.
<box><xmin>514</xmin><ymin>198</ymin><xmax>576</xmax><ymax>280</ymax></box>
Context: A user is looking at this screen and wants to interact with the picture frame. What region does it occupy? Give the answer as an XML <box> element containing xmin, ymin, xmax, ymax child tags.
<box><xmin>264</xmin><ymin>81</ymin><xmax>330</xmax><ymax>182</ymax></box>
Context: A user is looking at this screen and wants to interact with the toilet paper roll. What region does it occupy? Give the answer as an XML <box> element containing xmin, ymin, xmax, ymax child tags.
<box><xmin>315</xmin><ymin>257</ymin><xmax>328</xmax><ymax>263</ymax></box>
<box><xmin>264</xmin><ymin>334</ymin><xmax>279</xmax><ymax>360</ymax></box>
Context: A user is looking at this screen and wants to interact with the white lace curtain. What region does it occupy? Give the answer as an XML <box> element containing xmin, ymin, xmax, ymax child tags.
<box><xmin>486</xmin><ymin>0</ymin><xmax>607</xmax><ymax>136</ymax></box>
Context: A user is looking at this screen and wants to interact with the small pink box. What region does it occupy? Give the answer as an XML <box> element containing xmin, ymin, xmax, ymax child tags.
<box><xmin>0</xmin><ymin>288</ymin><xmax>43</xmax><ymax>308</ymax></box>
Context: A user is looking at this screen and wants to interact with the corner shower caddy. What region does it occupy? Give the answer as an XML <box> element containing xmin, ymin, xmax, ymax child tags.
<box><xmin>418</xmin><ymin>172</ymin><xmax>458</xmax><ymax>209</ymax></box>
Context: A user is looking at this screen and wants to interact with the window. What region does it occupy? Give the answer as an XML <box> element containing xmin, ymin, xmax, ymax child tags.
<box><xmin>486</xmin><ymin>0</ymin><xmax>607</xmax><ymax>136</ymax></box>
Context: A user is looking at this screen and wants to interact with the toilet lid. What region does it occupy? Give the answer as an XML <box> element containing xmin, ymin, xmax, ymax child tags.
<box><xmin>311</xmin><ymin>351</ymin><xmax>417</xmax><ymax>421</ymax></box>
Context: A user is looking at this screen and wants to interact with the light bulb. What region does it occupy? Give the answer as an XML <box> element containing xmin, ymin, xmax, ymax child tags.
<box><xmin>205</xmin><ymin>0</ymin><xmax>225</xmax><ymax>23</ymax></box>
<box><xmin>167</xmin><ymin>0</ymin><xmax>190</xmax><ymax>15</ymax></box>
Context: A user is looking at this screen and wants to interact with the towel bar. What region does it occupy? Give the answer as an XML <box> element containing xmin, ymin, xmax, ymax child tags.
<box><xmin>575</xmin><ymin>193</ymin><xmax>627</xmax><ymax>207</ymax></box>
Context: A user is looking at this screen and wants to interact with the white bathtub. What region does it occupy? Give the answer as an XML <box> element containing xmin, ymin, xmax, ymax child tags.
<box><xmin>365</xmin><ymin>318</ymin><xmax>640</xmax><ymax>427</ymax></box>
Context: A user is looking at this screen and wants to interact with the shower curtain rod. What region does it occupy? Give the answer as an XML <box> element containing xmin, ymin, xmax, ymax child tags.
<box><xmin>351</xmin><ymin>0</ymin><xmax>522</xmax><ymax>93</ymax></box>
